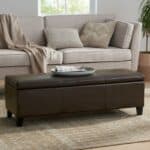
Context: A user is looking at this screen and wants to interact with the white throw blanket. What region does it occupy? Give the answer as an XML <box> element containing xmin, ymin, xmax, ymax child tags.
<box><xmin>0</xmin><ymin>14</ymin><xmax>57</xmax><ymax>73</ymax></box>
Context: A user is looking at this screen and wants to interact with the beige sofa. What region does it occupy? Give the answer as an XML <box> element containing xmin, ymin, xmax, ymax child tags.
<box><xmin>0</xmin><ymin>14</ymin><xmax>142</xmax><ymax>79</ymax></box>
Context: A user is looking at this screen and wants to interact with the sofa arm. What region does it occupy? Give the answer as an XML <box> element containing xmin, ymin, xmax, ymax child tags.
<box><xmin>130</xmin><ymin>22</ymin><xmax>142</xmax><ymax>71</ymax></box>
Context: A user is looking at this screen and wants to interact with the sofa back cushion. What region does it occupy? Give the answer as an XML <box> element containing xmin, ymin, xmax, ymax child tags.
<box><xmin>18</xmin><ymin>16</ymin><xmax>45</xmax><ymax>46</ymax></box>
<box><xmin>44</xmin><ymin>14</ymin><xmax>115</xmax><ymax>32</ymax></box>
<box><xmin>110</xmin><ymin>21</ymin><xmax>134</xmax><ymax>49</ymax></box>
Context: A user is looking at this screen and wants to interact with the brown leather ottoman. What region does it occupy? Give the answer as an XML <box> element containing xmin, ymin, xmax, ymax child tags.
<box><xmin>5</xmin><ymin>69</ymin><xmax>145</xmax><ymax>127</ymax></box>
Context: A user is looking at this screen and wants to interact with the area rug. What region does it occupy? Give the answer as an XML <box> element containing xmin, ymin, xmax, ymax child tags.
<box><xmin>0</xmin><ymin>84</ymin><xmax>149</xmax><ymax>150</ymax></box>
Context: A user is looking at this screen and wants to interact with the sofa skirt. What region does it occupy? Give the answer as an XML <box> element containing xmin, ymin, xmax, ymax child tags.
<box><xmin>0</xmin><ymin>61</ymin><xmax>132</xmax><ymax>79</ymax></box>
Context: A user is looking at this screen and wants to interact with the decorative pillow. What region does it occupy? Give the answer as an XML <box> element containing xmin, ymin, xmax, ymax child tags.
<box><xmin>80</xmin><ymin>21</ymin><xmax>116</xmax><ymax>48</ymax></box>
<box><xmin>111</xmin><ymin>21</ymin><xmax>134</xmax><ymax>49</ymax></box>
<box><xmin>45</xmin><ymin>28</ymin><xmax>83</xmax><ymax>49</ymax></box>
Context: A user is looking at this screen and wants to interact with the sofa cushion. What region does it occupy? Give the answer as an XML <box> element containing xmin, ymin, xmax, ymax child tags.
<box><xmin>80</xmin><ymin>21</ymin><xmax>116</xmax><ymax>48</ymax></box>
<box><xmin>111</xmin><ymin>21</ymin><xmax>134</xmax><ymax>49</ymax></box>
<box><xmin>18</xmin><ymin>16</ymin><xmax>46</xmax><ymax>46</ymax></box>
<box><xmin>45</xmin><ymin>28</ymin><xmax>83</xmax><ymax>49</ymax></box>
<box><xmin>0</xmin><ymin>49</ymin><xmax>63</xmax><ymax>67</ymax></box>
<box><xmin>61</xmin><ymin>47</ymin><xmax>132</xmax><ymax>64</ymax></box>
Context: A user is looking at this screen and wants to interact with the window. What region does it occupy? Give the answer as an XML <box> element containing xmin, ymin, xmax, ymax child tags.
<box><xmin>40</xmin><ymin>0</ymin><xmax>96</xmax><ymax>15</ymax></box>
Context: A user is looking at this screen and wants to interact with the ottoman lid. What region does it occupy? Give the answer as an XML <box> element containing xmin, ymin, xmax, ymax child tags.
<box><xmin>5</xmin><ymin>69</ymin><xmax>144</xmax><ymax>90</ymax></box>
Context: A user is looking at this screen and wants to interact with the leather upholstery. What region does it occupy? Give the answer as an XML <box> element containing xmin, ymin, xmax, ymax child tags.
<box><xmin>5</xmin><ymin>70</ymin><xmax>144</xmax><ymax>122</ymax></box>
<box><xmin>6</xmin><ymin>69</ymin><xmax>144</xmax><ymax>90</ymax></box>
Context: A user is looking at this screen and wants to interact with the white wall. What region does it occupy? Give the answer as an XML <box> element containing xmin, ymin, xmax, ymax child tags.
<box><xmin>97</xmin><ymin>0</ymin><xmax>149</xmax><ymax>51</ymax></box>
<box><xmin>0</xmin><ymin>0</ymin><xmax>38</xmax><ymax>16</ymax></box>
<box><xmin>97</xmin><ymin>0</ymin><xmax>141</xmax><ymax>21</ymax></box>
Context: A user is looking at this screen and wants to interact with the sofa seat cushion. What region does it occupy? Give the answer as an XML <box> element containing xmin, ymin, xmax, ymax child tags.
<box><xmin>0</xmin><ymin>49</ymin><xmax>63</xmax><ymax>67</ymax></box>
<box><xmin>61</xmin><ymin>47</ymin><xmax>132</xmax><ymax>64</ymax></box>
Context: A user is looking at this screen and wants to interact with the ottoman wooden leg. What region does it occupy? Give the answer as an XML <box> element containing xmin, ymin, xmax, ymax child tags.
<box><xmin>7</xmin><ymin>111</ymin><xmax>12</xmax><ymax>118</ymax></box>
<box><xmin>136</xmin><ymin>107</ymin><xmax>143</xmax><ymax>115</ymax></box>
<box><xmin>16</xmin><ymin>118</ymin><xmax>24</xmax><ymax>127</ymax></box>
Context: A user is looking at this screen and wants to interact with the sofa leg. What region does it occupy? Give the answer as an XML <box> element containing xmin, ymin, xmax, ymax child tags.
<box><xmin>136</xmin><ymin>107</ymin><xmax>143</xmax><ymax>115</ymax></box>
<box><xmin>16</xmin><ymin>118</ymin><xmax>24</xmax><ymax>127</ymax></box>
<box><xmin>7</xmin><ymin>111</ymin><xmax>12</xmax><ymax>118</ymax></box>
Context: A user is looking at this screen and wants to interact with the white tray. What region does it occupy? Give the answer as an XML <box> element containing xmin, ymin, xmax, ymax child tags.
<box><xmin>51</xmin><ymin>67</ymin><xmax>96</xmax><ymax>77</ymax></box>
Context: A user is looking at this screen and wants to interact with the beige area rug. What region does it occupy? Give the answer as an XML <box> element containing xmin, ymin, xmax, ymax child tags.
<box><xmin>0</xmin><ymin>83</ymin><xmax>149</xmax><ymax>150</ymax></box>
